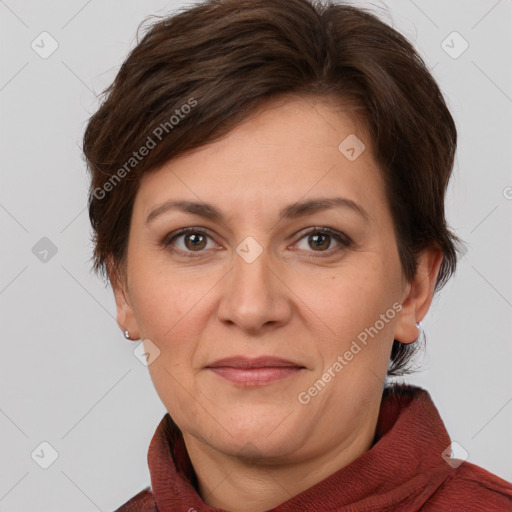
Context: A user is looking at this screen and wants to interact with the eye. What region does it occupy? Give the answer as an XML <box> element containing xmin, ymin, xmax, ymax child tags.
<box><xmin>162</xmin><ymin>226</ymin><xmax>351</xmax><ymax>258</ymax></box>
<box><xmin>163</xmin><ymin>228</ymin><xmax>219</xmax><ymax>256</ymax></box>
<box><xmin>294</xmin><ymin>227</ymin><xmax>351</xmax><ymax>256</ymax></box>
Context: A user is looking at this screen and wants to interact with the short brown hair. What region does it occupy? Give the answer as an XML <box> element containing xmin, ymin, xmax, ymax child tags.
<box><xmin>83</xmin><ymin>0</ymin><xmax>462</xmax><ymax>376</ymax></box>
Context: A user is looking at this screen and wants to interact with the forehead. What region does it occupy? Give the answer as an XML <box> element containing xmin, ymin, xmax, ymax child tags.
<box><xmin>134</xmin><ymin>95</ymin><xmax>385</xmax><ymax>221</ymax></box>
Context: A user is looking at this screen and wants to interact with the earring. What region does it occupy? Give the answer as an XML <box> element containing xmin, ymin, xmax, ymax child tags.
<box><xmin>124</xmin><ymin>330</ymin><xmax>131</xmax><ymax>340</ymax></box>
<box><xmin>415</xmin><ymin>321</ymin><xmax>421</xmax><ymax>329</ymax></box>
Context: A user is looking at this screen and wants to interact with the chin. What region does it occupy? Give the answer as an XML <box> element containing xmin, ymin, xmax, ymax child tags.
<box><xmin>203</xmin><ymin>411</ymin><xmax>307</xmax><ymax>461</ymax></box>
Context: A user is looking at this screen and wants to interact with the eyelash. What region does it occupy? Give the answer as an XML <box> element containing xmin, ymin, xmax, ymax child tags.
<box><xmin>162</xmin><ymin>227</ymin><xmax>352</xmax><ymax>259</ymax></box>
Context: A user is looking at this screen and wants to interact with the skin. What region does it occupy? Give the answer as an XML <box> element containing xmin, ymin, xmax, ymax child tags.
<box><xmin>111</xmin><ymin>94</ymin><xmax>443</xmax><ymax>511</ymax></box>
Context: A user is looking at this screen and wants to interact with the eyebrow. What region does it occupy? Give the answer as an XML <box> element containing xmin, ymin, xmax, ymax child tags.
<box><xmin>146</xmin><ymin>197</ymin><xmax>370</xmax><ymax>225</ymax></box>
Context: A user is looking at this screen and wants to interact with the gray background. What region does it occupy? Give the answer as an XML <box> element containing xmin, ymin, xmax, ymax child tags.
<box><xmin>0</xmin><ymin>0</ymin><xmax>511</xmax><ymax>510</ymax></box>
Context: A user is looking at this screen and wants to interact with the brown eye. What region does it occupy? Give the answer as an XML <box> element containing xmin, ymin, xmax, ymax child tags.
<box><xmin>308</xmin><ymin>233</ymin><xmax>331</xmax><ymax>251</ymax></box>
<box><xmin>164</xmin><ymin>228</ymin><xmax>216</xmax><ymax>255</ymax></box>
<box><xmin>183</xmin><ymin>232</ymin><xmax>207</xmax><ymax>251</ymax></box>
<box><xmin>294</xmin><ymin>227</ymin><xmax>351</xmax><ymax>256</ymax></box>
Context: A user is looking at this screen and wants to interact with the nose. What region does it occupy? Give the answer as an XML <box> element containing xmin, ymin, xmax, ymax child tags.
<box><xmin>216</xmin><ymin>246</ymin><xmax>293</xmax><ymax>334</ymax></box>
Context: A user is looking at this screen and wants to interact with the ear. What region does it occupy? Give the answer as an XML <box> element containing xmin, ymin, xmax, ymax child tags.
<box><xmin>394</xmin><ymin>244</ymin><xmax>443</xmax><ymax>344</ymax></box>
<box><xmin>107</xmin><ymin>257</ymin><xmax>140</xmax><ymax>340</ymax></box>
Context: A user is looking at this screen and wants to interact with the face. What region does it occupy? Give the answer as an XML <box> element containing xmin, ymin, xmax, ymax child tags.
<box><xmin>113</xmin><ymin>95</ymin><xmax>427</xmax><ymax>463</ymax></box>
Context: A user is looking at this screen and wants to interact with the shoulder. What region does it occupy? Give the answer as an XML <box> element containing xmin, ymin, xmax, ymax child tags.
<box><xmin>113</xmin><ymin>487</ymin><xmax>157</xmax><ymax>512</ymax></box>
<box><xmin>426</xmin><ymin>461</ymin><xmax>512</xmax><ymax>511</ymax></box>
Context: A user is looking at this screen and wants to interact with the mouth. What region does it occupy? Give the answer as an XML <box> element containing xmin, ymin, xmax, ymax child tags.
<box><xmin>206</xmin><ymin>356</ymin><xmax>306</xmax><ymax>386</ymax></box>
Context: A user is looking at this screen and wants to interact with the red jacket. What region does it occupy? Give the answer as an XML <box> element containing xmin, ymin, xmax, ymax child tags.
<box><xmin>115</xmin><ymin>385</ymin><xmax>512</xmax><ymax>511</ymax></box>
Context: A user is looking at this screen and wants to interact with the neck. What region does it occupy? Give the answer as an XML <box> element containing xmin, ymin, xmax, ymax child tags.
<box><xmin>182</xmin><ymin>411</ymin><xmax>379</xmax><ymax>512</ymax></box>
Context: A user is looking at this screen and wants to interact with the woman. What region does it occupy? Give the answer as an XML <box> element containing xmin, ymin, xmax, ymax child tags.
<box><xmin>82</xmin><ymin>0</ymin><xmax>512</xmax><ymax>510</ymax></box>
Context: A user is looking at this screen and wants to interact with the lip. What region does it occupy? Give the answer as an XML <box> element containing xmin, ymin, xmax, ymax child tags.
<box><xmin>206</xmin><ymin>356</ymin><xmax>305</xmax><ymax>386</ymax></box>
<box><xmin>207</xmin><ymin>356</ymin><xmax>304</xmax><ymax>369</ymax></box>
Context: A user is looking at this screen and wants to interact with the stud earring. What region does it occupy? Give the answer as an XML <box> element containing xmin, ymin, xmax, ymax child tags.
<box><xmin>415</xmin><ymin>321</ymin><xmax>421</xmax><ymax>329</ymax></box>
<box><xmin>124</xmin><ymin>330</ymin><xmax>131</xmax><ymax>340</ymax></box>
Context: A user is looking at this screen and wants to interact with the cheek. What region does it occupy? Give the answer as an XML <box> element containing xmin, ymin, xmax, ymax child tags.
<box><xmin>307</xmin><ymin>260</ymin><xmax>401</xmax><ymax>378</ymax></box>
<box><xmin>301</xmin><ymin>260</ymin><xmax>398</xmax><ymax>333</ymax></box>
<box><xmin>128</xmin><ymin>265</ymin><xmax>223</xmax><ymax>406</ymax></box>
<box><xmin>129</xmin><ymin>257</ymin><xmax>215</xmax><ymax>338</ymax></box>
<box><xmin>129</xmin><ymin>272</ymin><xmax>209</xmax><ymax>421</ymax></box>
